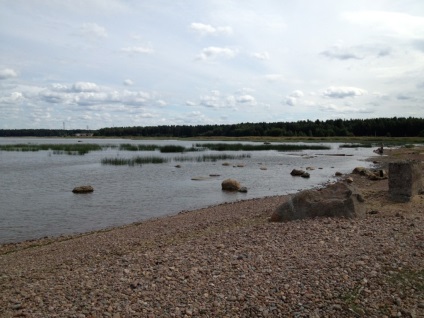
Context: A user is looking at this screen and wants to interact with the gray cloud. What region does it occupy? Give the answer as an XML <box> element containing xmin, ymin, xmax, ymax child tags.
<box><xmin>0</xmin><ymin>68</ymin><xmax>18</xmax><ymax>80</ymax></box>
<box><xmin>322</xmin><ymin>86</ymin><xmax>367</xmax><ymax>98</ymax></box>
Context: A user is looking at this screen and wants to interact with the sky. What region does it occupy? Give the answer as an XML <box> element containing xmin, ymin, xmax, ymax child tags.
<box><xmin>1</xmin><ymin>0</ymin><xmax>424</xmax><ymax>130</ymax></box>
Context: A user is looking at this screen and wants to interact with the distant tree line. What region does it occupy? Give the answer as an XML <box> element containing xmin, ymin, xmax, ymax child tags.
<box><xmin>0</xmin><ymin>129</ymin><xmax>93</xmax><ymax>137</ymax></box>
<box><xmin>1</xmin><ymin>117</ymin><xmax>424</xmax><ymax>138</ymax></box>
<box><xmin>96</xmin><ymin>117</ymin><xmax>424</xmax><ymax>138</ymax></box>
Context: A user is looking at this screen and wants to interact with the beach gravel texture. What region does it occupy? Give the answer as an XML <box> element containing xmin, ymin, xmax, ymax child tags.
<box><xmin>0</xmin><ymin>147</ymin><xmax>423</xmax><ymax>318</ymax></box>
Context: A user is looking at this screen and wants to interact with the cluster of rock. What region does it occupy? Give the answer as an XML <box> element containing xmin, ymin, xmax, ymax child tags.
<box><xmin>352</xmin><ymin>166</ymin><xmax>388</xmax><ymax>180</ymax></box>
<box><xmin>221</xmin><ymin>179</ymin><xmax>247</xmax><ymax>193</ymax></box>
<box><xmin>290</xmin><ymin>169</ymin><xmax>310</xmax><ymax>178</ymax></box>
<box><xmin>270</xmin><ymin>182</ymin><xmax>365</xmax><ymax>222</ymax></box>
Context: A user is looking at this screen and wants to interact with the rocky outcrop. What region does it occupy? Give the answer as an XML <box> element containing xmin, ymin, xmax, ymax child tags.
<box><xmin>72</xmin><ymin>185</ymin><xmax>94</xmax><ymax>193</ymax></box>
<box><xmin>352</xmin><ymin>167</ymin><xmax>387</xmax><ymax>181</ymax></box>
<box><xmin>221</xmin><ymin>179</ymin><xmax>241</xmax><ymax>191</ymax></box>
<box><xmin>389</xmin><ymin>160</ymin><xmax>423</xmax><ymax>202</ymax></box>
<box><xmin>269</xmin><ymin>182</ymin><xmax>365</xmax><ymax>222</ymax></box>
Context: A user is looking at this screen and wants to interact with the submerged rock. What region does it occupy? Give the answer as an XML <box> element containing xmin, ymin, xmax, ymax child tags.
<box><xmin>221</xmin><ymin>179</ymin><xmax>241</xmax><ymax>191</ymax></box>
<box><xmin>72</xmin><ymin>185</ymin><xmax>94</xmax><ymax>193</ymax></box>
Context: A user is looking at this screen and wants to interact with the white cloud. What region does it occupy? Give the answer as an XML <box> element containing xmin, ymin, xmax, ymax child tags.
<box><xmin>123</xmin><ymin>79</ymin><xmax>134</xmax><ymax>86</ymax></box>
<box><xmin>79</xmin><ymin>23</ymin><xmax>108</xmax><ymax>39</ymax></box>
<box><xmin>196</xmin><ymin>47</ymin><xmax>237</xmax><ymax>61</ymax></box>
<box><xmin>0</xmin><ymin>68</ymin><xmax>18</xmax><ymax>80</ymax></box>
<box><xmin>72</xmin><ymin>82</ymin><xmax>99</xmax><ymax>93</ymax></box>
<box><xmin>190</xmin><ymin>22</ymin><xmax>233</xmax><ymax>36</ymax></box>
<box><xmin>322</xmin><ymin>86</ymin><xmax>367</xmax><ymax>99</ymax></box>
<box><xmin>319</xmin><ymin>103</ymin><xmax>374</xmax><ymax>114</ymax></box>
<box><xmin>342</xmin><ymin>11</ymin><xmax>424</xmax><ymax>40</ymax></box>
<box><xmin>285</xmin><ymin>90</ymin><xmax>304</xmax><ymax>106</ymax></box>
<box><xmin>121</xmin><ymin>46</ymin><xmax>154</xmax><ymax>54</ymax></box>
<box><xmin>0</xmin><ymin>92</ymin><xmax>24</xmax><ymax>104</ymax></box>
<box><xmin>185</xmin><ymin>101</ymin><xmax>196</xmax><ymax>106</ymax></box>
<box><xmin>251</xmin><ymin>52</ymin><xmax>270</xmax><ymax>60</ymax></box>
<box><xmin>236</xmin><ymin>94</ymin><xmax>256</xmax><ymax>104</ymax></box>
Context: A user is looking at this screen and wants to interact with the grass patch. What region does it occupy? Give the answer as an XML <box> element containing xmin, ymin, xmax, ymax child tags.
<box><xmin>119</xmin><ymin>143</ymin><xmax>158</xmax><ymax>151</ymax></box>
<box><xmin>173</xmin><ymin>154</ymin><xmax>251</xmax><ymax>162</ymax></box>
<box><xmin>387</xmin><ymin>268</ymin><xmax>424</xmax><ymax>292</ymax></box>
<box><xmin>101</xmin><ymin>156</ymin><xmax>169</xmax><ymax>166</ymax></box>
<box><xmin>339</xmin><ymin>143</ymin><xmax>373</xmax><ymax>148</ymax></box>
<box><xmin>159</xmin><ymin>145</ymin><xmax>186</xmax><ymax>153</ymax></box>
<box><xmin>194</xmin><ymin>143</ymin><xmax>330</xmax><ymax>151</ymax></box>
<box><xmin>0</xmin><ymin>143</ymin><xmax>109</xmax><ymax>155</ymax></box>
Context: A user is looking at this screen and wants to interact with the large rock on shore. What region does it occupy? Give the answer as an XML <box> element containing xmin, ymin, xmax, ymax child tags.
<box><xmin>270</xmin><ymin>182</ymin><xmax>365</xmax><ymax>222</ymax></box>
<box><xmin>72</xmin><ymin>185</ymin><xmax>94</xmax><ymax>193</ymax></box>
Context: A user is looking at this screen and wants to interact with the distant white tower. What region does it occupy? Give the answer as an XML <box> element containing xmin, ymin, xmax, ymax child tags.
<box><xmin>63</xmin><ymin>121</ymin><xmax>65</xmax><ymax>130</ymax></box>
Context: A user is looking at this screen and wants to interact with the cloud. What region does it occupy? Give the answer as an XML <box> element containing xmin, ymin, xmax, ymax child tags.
<box><xmin>263</xmin><ymin>74</ymin><xmax>284</xmax><ymax>82</ymax></box>
<box><xmin>185</xmin><ymin>101</ymin><xmax>196</xmax><ymax>106</ymax></box>
<box><xmin>320</xmin><ymin>45</ymin><xmax>363</xmax><ymax>60</ymax></box>
<box><xmin>0</xmin><ymin>92</ymin><xmax>24</xmax><ymax>104</ymax></box>
<box><xmin>121</xmin><ymin>46</ymin><xmax>154</xmax><ymax>54</ymax></box>
<box><xmin>251</xmin><ymin>52</ymin><xmax>270</xmax><ymax>60</ymax></box>
<box><xmin>196</xmin><ymin>47</ymin><xmax>237</xmax><ymax>61</ymax></box>
<box><xmin>322</xmin><ymin>86</ymin><xmax>367</xmax><ymax>98</ymax></box>
<box><xmin>190</xmin><ymin>22</ymin><xmax>233</xmax><ymax>36</ymax></box>
<box><xmin>72</xmin><ymin>82</ymin><xmax>99</xmax><ymax>92</ymax></box>
<box><xmin>319</xmin><ymin>103</ymin><xmax>374</xmax><ymax>114</ymax></box>
<box><xmin>79</xmin><ymin>23</ymin><xmax>108</xmax><ymax>39</ymax></box>
<box><xmin>236</xmin><ymin>94</ymin><xmax>256</xmax><ymax>104</ymax></box>
<box><xmin>123</xmin><ymin>79</ymin><xmax>134</xmax><ymax>86</ymax></box>
<box><xmin>0</xmin><ymin>68</ymin><xmax>18</xmax><ymax>80</ymax></box>
<box><xmin>38</xmin><ymin>82</ymin><xmax>154</xmax><ymax>108</ymax></box>
<box><xmin>285</xmin><ymin>90</ymin><xmax>304</xmax><ymax>106</ymax></box>
<box><xmin>321</xmin><ymin>43</ymin><xmax>393</xmax><ymax>60</ymax></box>
<box><xmin>342</xmin><ymin>11</ymin><xmax>424</xmax><ymax>40</ymax></box>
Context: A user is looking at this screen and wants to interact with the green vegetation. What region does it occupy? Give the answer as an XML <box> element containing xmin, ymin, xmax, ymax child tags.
<box><xmin>101</xmin><ymin>156</ymin><xmax>169</xmax><ymax>166</ymax></box>
<box><xmin>93</xmin><ymin>117</ymin><xmax>424</xmax><ymax>138</ymax></box>
<box><xmin>339</xmin><ymin>143</ymin><xmax>373</xmax><ymax>148</ymax></box>
<box><xmin>0</xmin><ymin>143</ymin><xmax>109</xmax><ymax>155</ymax></box>
<box><xmin>195</xmin><ymin>143</ymin><xmax>330</xmax><ymax>151</ymax></box>
<box><xmin>119</xmin><ymin>143</ymin><xmax>158</xmax><ymax>151</ymax></box>
<box><xmin>173</xmin><ymin>154</ymin><xmax>250</xmax><ymax>162</ymax></box>
<box><xmin>102</xmin><ymin>153</ymin><xmax>251</xmax><ymax>166</ymax></box>
<box><xmin>2</xmin><ymin>117</ymin><xmax>424</xmax><ymax>138</ymax></box>
<box><xmin>159</xmin><ymin>145</ymin><xmax>186</xmax><ymax>153</ymax></box>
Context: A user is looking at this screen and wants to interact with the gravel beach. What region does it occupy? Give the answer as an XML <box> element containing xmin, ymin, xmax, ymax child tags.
<box><xmin>1</xmin><ymin>147</ymin><xmax>423</xmax><ymax>318</ymax></box>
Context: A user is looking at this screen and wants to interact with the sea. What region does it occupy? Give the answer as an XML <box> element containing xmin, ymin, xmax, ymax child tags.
<box><xmin>0</xmin><ymin>138</ymin><xmax>376</xmax><ymax>243</ymax></box>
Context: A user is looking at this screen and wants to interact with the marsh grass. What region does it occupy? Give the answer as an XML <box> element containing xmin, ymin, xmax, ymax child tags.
<box><xmin>173</xmin><ymin>154</ymin><xmax>251</xmax><ymax>162</ymax></box>
<box><xmin>0</xmin><ymin>143</ymin><xmax>109</xmax><ymax>155</ymax></box>
<box><xmin>339</xmin><ymin>143</ymin><xmax>373</xmax><ymax>148</ymax></box>
<box><xmin>159</xmin><ymin>145</ymin><xmax>186</xmax><ymax>153</ymax></box>
<box><xmin>119</xmin><ymin>144</ymin><xmax>158</xmax><ymax>151</ymax></box>
<box><xmin>101</xmin><ymin>156</ymin><xmax>169</xmax><ymax>166</ymax></box>
<box><xmin>194</xmin><ymin>143</ymin><xmax>330</xmax><ymax>151</ymax></box>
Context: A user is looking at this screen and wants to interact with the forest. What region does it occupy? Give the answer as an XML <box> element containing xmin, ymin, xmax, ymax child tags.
<box><xmin>1</xmin><ymin>117</ymin><xmax>423</xmax><ymax>138</ymax></box>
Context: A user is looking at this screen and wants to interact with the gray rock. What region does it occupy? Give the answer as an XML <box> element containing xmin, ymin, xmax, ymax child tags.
<box><xmin>270</xmin><ymin>182</ymin><xmax>366</xmax><ymax>222</ymax></box>
<box><xmin>72</xmin><ymin>185</ymin><xmax>94</xmax><ymax>193</ymax></box>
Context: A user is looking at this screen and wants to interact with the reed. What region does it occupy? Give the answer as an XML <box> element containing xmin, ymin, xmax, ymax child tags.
<box><xmin>194</xmin><ymin>143</ymin><xmax>330</xmax><ymax>151</ymax></box>
<box><xmin>101</xmin><ymin>156</ymin><xmax>169</xmax><ymax>166</ymax></box>
<box><xmin>339</xmin><ymin>143</ymin><xmax>373</xmax><ymax>148</ymax></box>
<box><xmin>173</xmin><ymin>154</ymin><xmax>251</xmax><ymax>162</ymax></box>
<box><xmin>159</xmin><ymin>145</ymin><xmax>186</xmax><ymax>153</ymax></box>
<box><xmin>0</xmin><ymin>143</ymin><xmax>107</xmax><ymax>155</ymax></box>
<box><xmin>119</xmin><ymin>144</ymin><xmax>158</xmax><ymax>151</ymax></box>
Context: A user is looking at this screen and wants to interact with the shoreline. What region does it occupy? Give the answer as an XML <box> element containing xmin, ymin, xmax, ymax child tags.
<box><xmin>1</xmin><ymin>147</ymin><xmax>423</xmax><ymax>317</ymax></box>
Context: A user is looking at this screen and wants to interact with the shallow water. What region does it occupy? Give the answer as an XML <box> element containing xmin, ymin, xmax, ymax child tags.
<box><xmin>0</xmin><ymin>138</ymin><xmax>374</xmax><ymax>243</ymax></box>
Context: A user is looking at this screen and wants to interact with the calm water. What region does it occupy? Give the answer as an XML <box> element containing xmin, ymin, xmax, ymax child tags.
<box><xmin>0</xmin><ymin>138</ymin><xmax>374</xmax><ymax>243</ymax></box>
